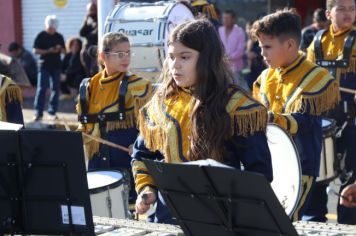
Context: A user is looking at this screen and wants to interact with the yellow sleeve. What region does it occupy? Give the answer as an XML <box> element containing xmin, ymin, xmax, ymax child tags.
<box><xmin>306</xmin><ymin>40</ymin><xmax>316</xmax><ymax>63</ymax></box>
<box><xmin>272</xmin><ymin>113</ymin><xmax>298</xmax><ymax>135</ymax></box>
<box><xmin>252</xmin><ymin>75</ymin><xmax>262</xmax><ymax>101</ymax></box>
<box><xmin>132</xmin><ymin>159</ymin><xmax>156</xmax><ymax>194</ymax></box>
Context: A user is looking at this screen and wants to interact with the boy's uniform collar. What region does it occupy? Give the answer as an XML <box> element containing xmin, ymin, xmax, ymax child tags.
<box><xmin>330</xmin><ymin>24</ymin><xmax>353</xmax><ymax>38</ymax></box>
<box><xmin>276</xmin><ymin>51</ymin><xmax>305</xmax><ymax>79</ymax></box>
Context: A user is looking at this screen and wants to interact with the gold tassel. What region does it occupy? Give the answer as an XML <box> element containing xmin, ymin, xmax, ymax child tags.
<box><xmin>83</xmin><ymin>140</ymin><xmax>100</xmax><ymax>161</ymax></box>
<box><xmin>288</xmin><ymin>81</ymin><xmax>340</xmax><ymax>115</ymax></box>
<box><xmin>231</xmin><ymin>106</ymin><xmax>268</xmax><ymax>137</ymax></box>
<box><xmin>341</xmin><ymin>57</ymin><xmax>356</xmax><ymax>73</ymax></box>
<box><xmin>106</xmin><ymin>110</ymin><xmax>136</xmax><ymax>132</ymax></box>
<box><xmin>137</xmin><ymin>109</ymin><xmax>169</xmax><ymax>159</ymax></box>
<box><xmin>5</xmin><ymin>85</ymin><xmax>23</xmax><ymax>104</ymax></box>
<box><xmin>0</xmin><ymin>85</ymin><xmax>23</xmax><ymax>121</ymax></box>
<box><xmin>134</xmin><ymin>95</ymin><xmax>152</xmax><ymax>118</ymax></box>
<box><xmin>0</xmin><ymin>93</ymin><xmax>6</xmax><ymax>121</ymax></box>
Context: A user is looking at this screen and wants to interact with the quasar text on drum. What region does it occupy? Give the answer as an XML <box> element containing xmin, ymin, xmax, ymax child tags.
<box><xmin>118</xmin><ymin>29</ymin><xmax>154</xmax><ymax>36</ymax></box>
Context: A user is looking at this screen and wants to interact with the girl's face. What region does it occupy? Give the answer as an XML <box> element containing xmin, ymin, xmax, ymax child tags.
<box><xmin>168</xmin><ymin>41</ymin><xmax>199</xmax><ymax>88</ymax></box>
<box><xmin>100</xmin><ymin>41</ymin><xmax>131</xmax><ymax>73</ymax></box>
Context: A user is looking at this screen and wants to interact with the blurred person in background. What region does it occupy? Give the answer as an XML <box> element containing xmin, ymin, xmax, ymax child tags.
<box><xmin>33</xmin><ymin>15</ymin><xmax>65</xmax><ymax>121</ymax></box>
<box><xmin>218</xmin><ymin>10</ymin><xmax>247</xmax><ymax>89</ymax></box>
<box><xmin>59</xmin><ymin>37</ymin><xmax>86</xmax><ymax>100</ymax></box>
<box><xmin>79</xmin><ymin>3</ymin><xmax>98</xmax><ymax>77</ymax></box>
<box><xmin>300</xmin><ymin>8</ymin><xmax>329</xmax><ymax>51</ymax></box>
<box><xmin>8</xmin><ymin>42</ymin><xmax>38</xmax><ymax>87</ymax></box>
<box><xmin>244</xmin><ymin>20</ymin><xmax>266</xmax><ymax>90</ymax></box>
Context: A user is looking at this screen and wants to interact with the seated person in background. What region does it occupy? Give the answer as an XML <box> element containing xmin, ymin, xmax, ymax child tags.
<box><xmin>60</xmin><ymin>37</ymin><xmax>86</xmax><ymax>100</ymax></box>
<box><xmin>8</xmin><ymin>42</ymin><xmax>38</xmax><ymax>87</ymax></box>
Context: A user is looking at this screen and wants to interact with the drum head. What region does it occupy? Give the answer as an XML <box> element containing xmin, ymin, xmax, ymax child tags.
<box><xmin>267</xmin><ymin>124</ymin><xmax>302</xmax><ymax>217</ymax></box>
<box><xmin>164</xmin><ymin>3</ymin><xmax>195</xmax><ymax>54</ymax></box>
<box><xmin>87</xmin><ymin>170</ymin><xmax>123</xmax><ymax>190</ymax></box>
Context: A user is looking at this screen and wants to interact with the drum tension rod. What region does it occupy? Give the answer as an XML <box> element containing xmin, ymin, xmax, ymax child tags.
<box><xmin>335</xmin><ymin>121</ymin><xmax>348</xmax><ymax>138</ymax></box>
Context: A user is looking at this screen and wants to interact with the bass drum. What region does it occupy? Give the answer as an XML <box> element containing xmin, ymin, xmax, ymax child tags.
<box><xmin>104</xmin><ymin>1</ymin><xmax>194</xmax><ymax>80</ymax></box>
<box><xmin>267</xmin><ymin>124</ymin><xmax>302</xmax><ymax>217</ymax></box>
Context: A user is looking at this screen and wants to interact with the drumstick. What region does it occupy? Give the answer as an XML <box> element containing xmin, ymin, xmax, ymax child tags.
<box><xmin>61</xmin><ymin>117</ymin><xmax>130</xmax><ymax>153</ymax></box>
<box><xmin>327</xmin><ymin>187</ymin><xmax>356</xmax><ymax>203</ymax></box>
<box><xmin>82</xmin><ymin>133</ymin><xmax>130</xmax><ymax>153</ymax></box>
<box><xmin>340</xmin><ymin>87</ymin><xmax>356</xmax><ymax>95</ymax></box>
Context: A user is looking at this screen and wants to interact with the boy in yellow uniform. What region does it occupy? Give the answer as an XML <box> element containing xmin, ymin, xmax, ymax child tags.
<box><xmin>306</xmin><ymin>0</ymin><xmax>356</xmax><ymax>224</ymax></box>
<box><xmin>251</xmin><ymin>9</ymin><xmax>339</xmax><ymax>221</ymax></box>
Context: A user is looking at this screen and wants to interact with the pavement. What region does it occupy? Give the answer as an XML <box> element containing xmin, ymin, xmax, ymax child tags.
<box><xmin>22</xmin><ymin>87</ymin><xmax>79</xmax><ymax>130</ymax></box>
<box><xmin>20</xmin><ymin>86</ymin><xmax>341</xmax><ymax>223</ymax></box>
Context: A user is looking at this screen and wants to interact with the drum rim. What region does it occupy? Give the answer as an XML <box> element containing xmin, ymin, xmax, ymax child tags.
<box><xmin>322</xmin><ymin>118</ymin><xmax>336</xmax><ymax>137</ymax></box>
<box><xmin>268</xmin><ymin>123</ymin><xmax>303</xmax><ymax>217</ymax></box>
<box><xmin>87</xmin><ymin>170</ymin><xmax>124</xmax><ymax>194</ymax></box>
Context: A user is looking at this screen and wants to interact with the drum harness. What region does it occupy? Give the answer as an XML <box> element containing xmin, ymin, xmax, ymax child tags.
<box><xmin>314</xmin><ymin>29</ymin><xmax>356</xmax><ymax>184</ymax></box>
<box><xmin>78</xmin><ymin>74</ymin><xmax>131</xmax><ymax>218</ymax></box>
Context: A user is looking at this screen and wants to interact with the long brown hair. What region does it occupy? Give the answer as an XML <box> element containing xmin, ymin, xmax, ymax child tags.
<box><xmin>159</xmin><ymin>19</ymin><xmax>234</xmax><ymax>161</ymax></box>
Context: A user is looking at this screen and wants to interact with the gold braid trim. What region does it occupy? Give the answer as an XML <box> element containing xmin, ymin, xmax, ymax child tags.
<box><xmin>0</xmin><ymin>94</ymin><xmax>6</xmax><ymax>121</ymax></box>
<box><xmin>288</xmin><ymin>81</ymin><xmax>340</xmax><ymax>115</ymax></box>
<box><xmin>106</xmin><ymin>110</ymin><xmax>136</xmax><ymax>132</ymax></box>
<box><xmin>231</xmin><ymin>106</ymin><xmax>267</xmax><ymax>137</ymax></box>
<box><xmin>137</xmin><ymin>107</ymin><xmax>170</xmax><ymax>160</ymax></box>
<box><xmin>134</xmin><ymin>94</ymin><xmax>153</xmax><ymax>118</ymax></box>
<box><xmin>340</xmin><ymin>56</ymin><xmax>356</xmax><ymax>74</ymax></box>
<box><xmin>5</xmin><ymin>85</ymin><xmax>23</xmax><ymax>104</ymax></box>
<box><xmin>0</xmin><ymin>83</ymin><xmax>22</xmax><ymax>121</ymax></box>
<box><xmin>83</xmin><ymin>133</ymin><xmax>100</xmax><ymax>161</ymax></box>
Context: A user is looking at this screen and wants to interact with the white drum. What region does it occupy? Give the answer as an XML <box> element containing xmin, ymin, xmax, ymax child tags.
<box><xmin>317</xmin><ymin>118</ymin><xmax>338</xmax><ymax>182</ymax></box>
<box><xmin>267</xmin><ymin>124</ymin><xmax>302</xmax><ymax>217</ymax></box>
<box><xmin>104</xmin><ymin>1</ymin><xmax>194</xmax><ymax>80</ymax></box>
<box><xmin>87</xmin><ymin>171</ymin><xmax>127</xmax><ymax>219</ymax></box>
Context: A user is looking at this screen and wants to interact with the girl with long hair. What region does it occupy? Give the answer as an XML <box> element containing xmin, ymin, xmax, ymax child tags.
<box><xmin>132</xmin><ymin>19</ymin><xmax>272</xmax><ymax>224</ymax></box>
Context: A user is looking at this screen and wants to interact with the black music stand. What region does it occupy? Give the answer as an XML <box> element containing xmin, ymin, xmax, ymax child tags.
<box><xmin>0</xmin><ymin>129</ymin><xmax>95</xmax><ymax>236</ymax></box>
<box><xmin>144</xmin><ymin>160</ymin><xmax>298</xmax><ymax>236</ymax></box>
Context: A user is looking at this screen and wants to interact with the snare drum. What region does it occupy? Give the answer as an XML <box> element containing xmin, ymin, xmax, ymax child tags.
<box><xmin>317</xmin><ymin>118</ymin><xmax>338</xmax><ymax>182</ymax></box>
<box><xmin>104</xmin><ymin>1</ymin><xmax>194</xmax><ymax>80</ymax></box>
<box><xmin>267</xmin><ymin>124</ymin><xmax>302</xmax><ymax>217</ymax></box>
<box><xmin>87</xmin><ymin>171</ymin><xmax>127</xmax><ymax>219</ymax></box>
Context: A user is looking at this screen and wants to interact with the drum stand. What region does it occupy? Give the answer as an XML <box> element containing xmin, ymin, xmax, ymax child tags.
<box><xmin>105</xmin><ymin>186</ymin><xmax>113</xmax><ymax>218</ymax></box>
<box><xmin>120</xmin><ymin>170</ymin><xmax>131</xmax><ymax>219</ymax></box>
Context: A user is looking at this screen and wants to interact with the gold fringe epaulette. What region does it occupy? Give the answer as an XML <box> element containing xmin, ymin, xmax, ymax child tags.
<box><xmin>288</xmin><ymin>80</ymin><xmax>340</xmax><ymax>115</ymax></box>
<box><xmin>137</xmin><ymin>105</ymin><xmax>168</xmax><ymax>157</ymax></box>
<box><xmin>0</xmin><ymin>76</ymin><xmax>23</xmax><ymax>121</ymax></box>
<box><xmin>230</xmin><ymin>104</ymin><xmax>267</xmax><ymax>137</ymax></box>
<box><xmin>227</xmin><ymin>87</ymin><xmax>268</xmax><ymax>137</ymax></box>
<box><xmin>341</xmin><ymin>53</ymin><xmax>356</xmax><ymax>74</ymax></box>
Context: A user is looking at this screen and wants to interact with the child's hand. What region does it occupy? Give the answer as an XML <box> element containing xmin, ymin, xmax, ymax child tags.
<box><xmin>135</xmin><ymin>190</ymin><xmax>157</xmax><ymax>214</ymax></box>
<box><xmin>340</xmin><ymin>184</ymin><xmax>356</xmax><ymax>208</ymax></box>
<box><xmin>128</xmin><ymin>144</ymin><xmax>134</xmax><ymax>156</ymax></box>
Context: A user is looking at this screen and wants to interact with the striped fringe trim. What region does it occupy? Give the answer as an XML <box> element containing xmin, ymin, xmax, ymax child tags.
<box><xmin>231</xmin><ymin>106</ymin><xmax>268</xmax><ymax>136</ymax></box>
<box><xmin>288</xmin><ymin>81</ymin><xmax>340</xmax><ymax>115</ymax></box>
